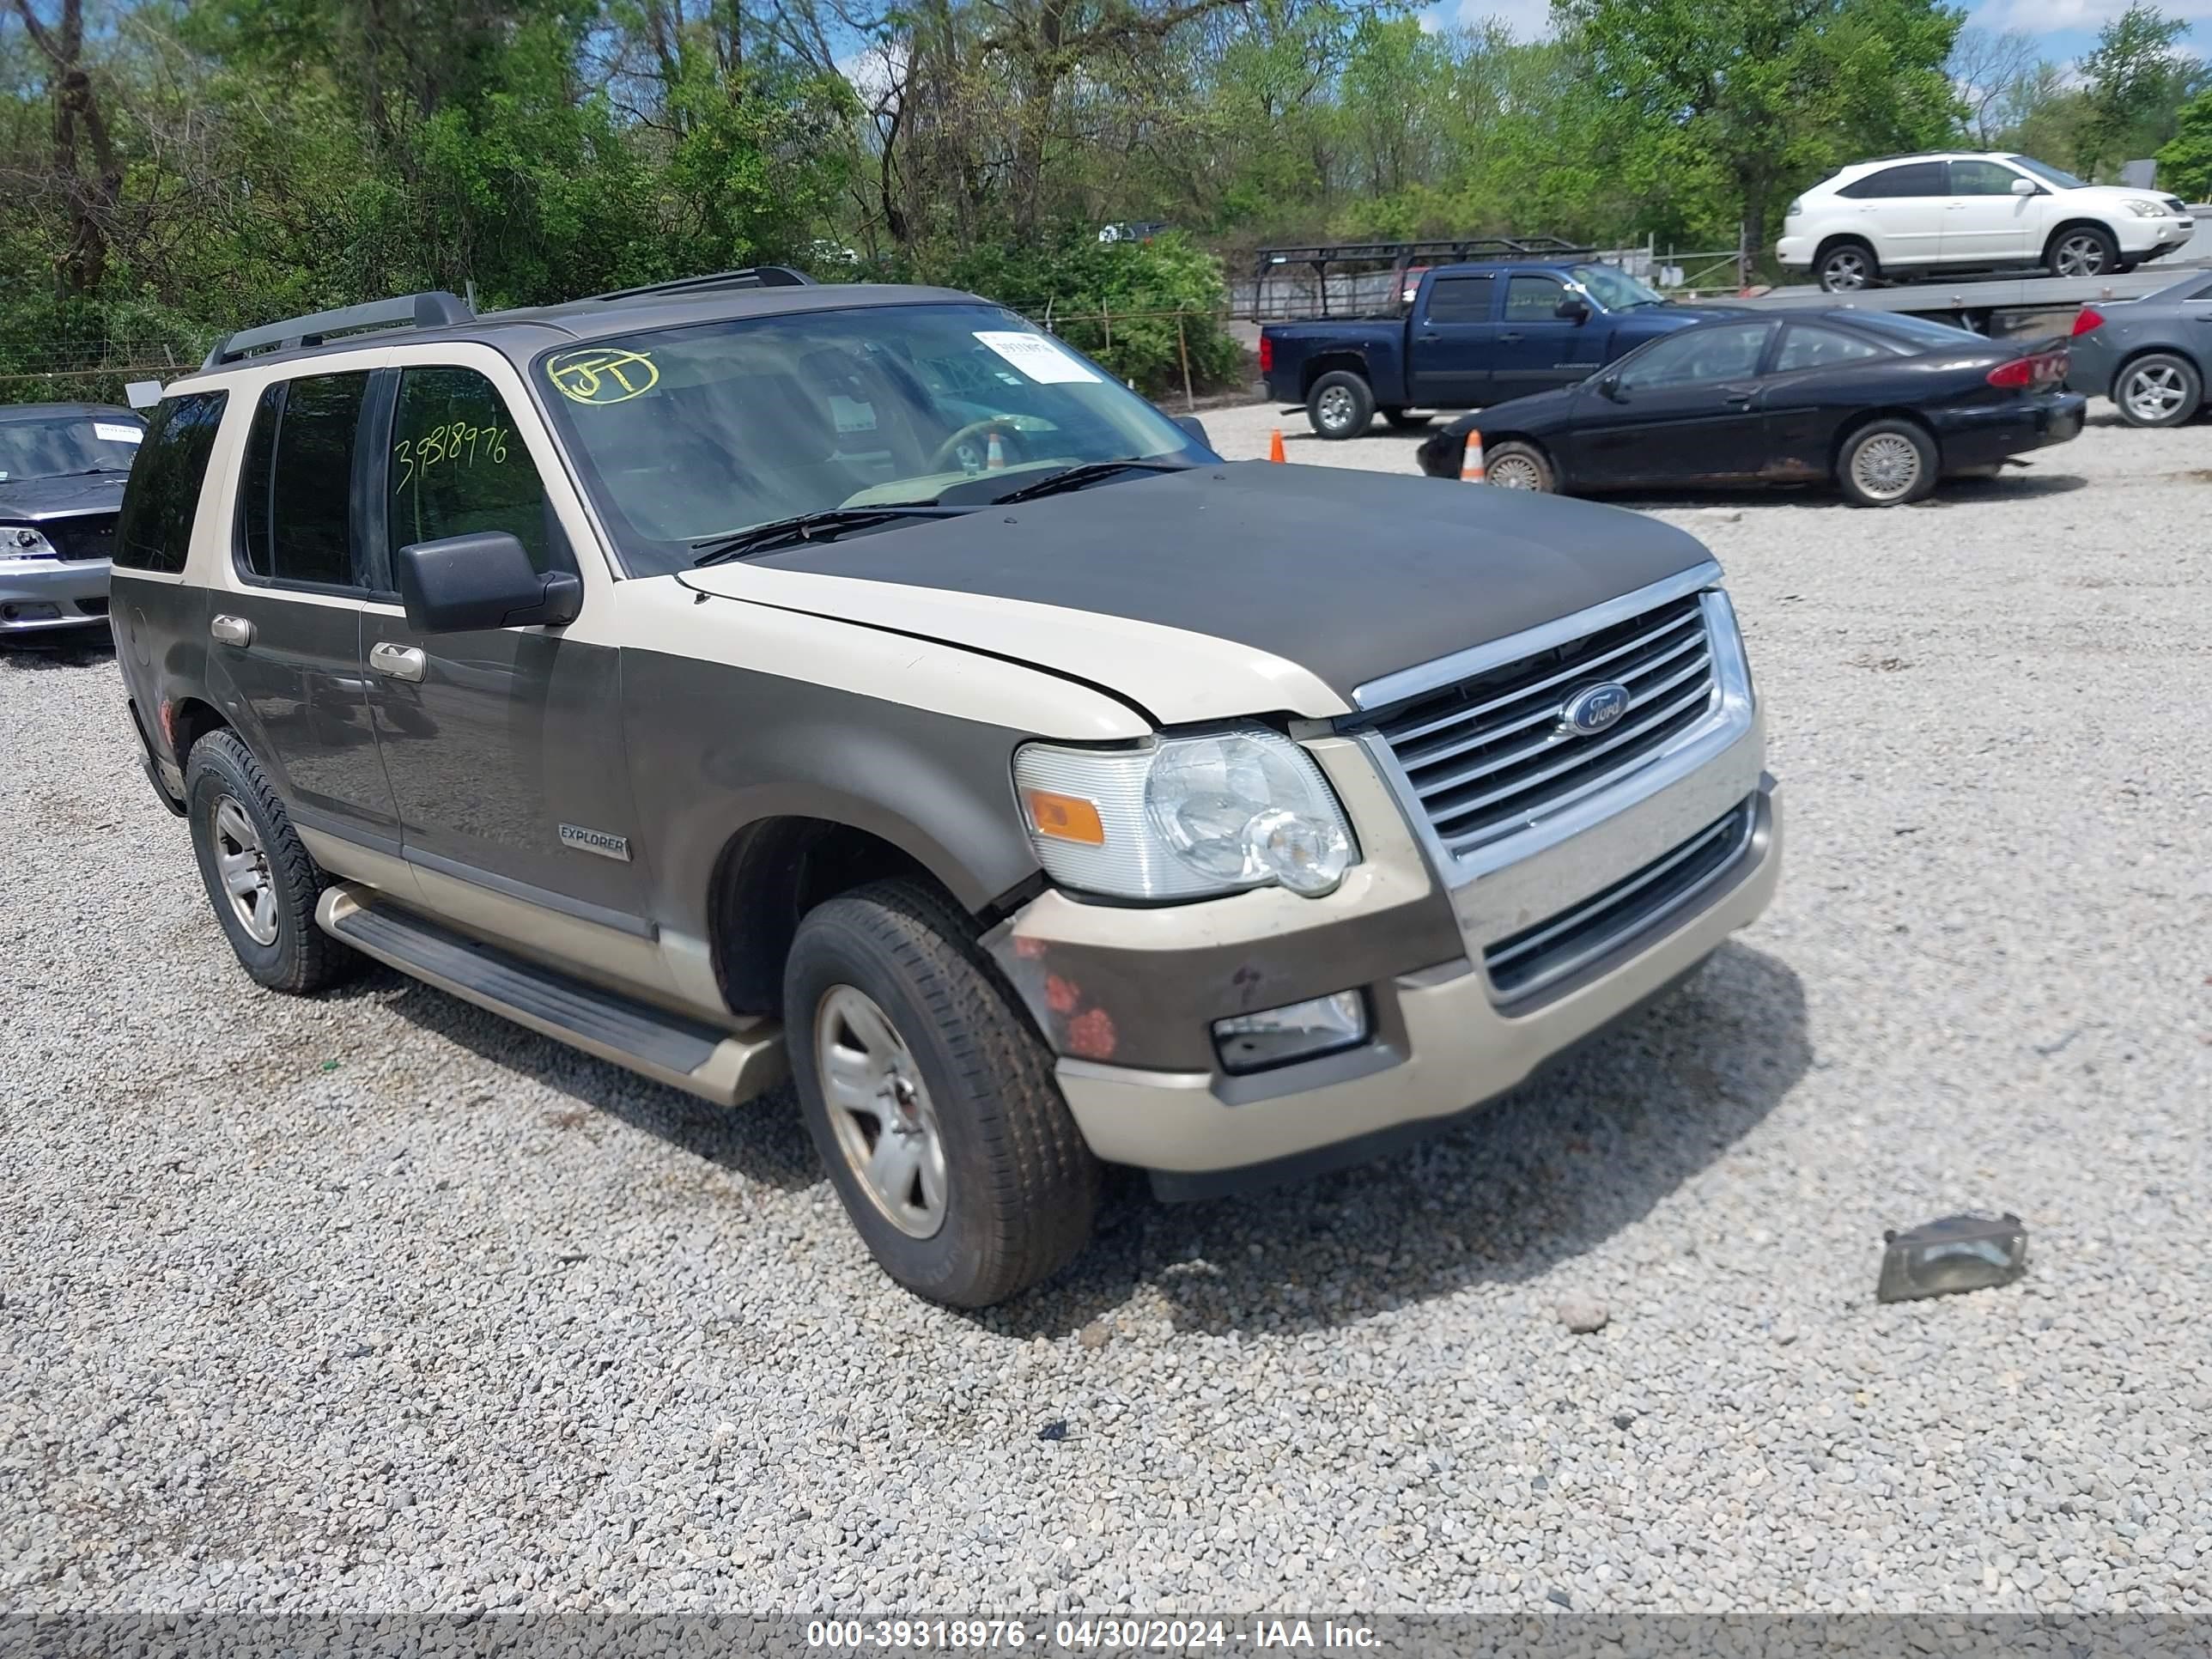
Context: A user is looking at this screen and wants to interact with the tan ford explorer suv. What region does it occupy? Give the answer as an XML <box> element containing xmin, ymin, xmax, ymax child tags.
<box><xmin>108</xmin><ymin>270</ymin><xmax>1782</xmax><ymax>1307</ymax></box>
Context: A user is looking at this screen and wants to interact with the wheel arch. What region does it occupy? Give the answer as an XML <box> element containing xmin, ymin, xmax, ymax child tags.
<box><xmin>707</xmin><ymin>809</ymin><xmax>1018</xmax><ymax>1018</ymax></box>
<box><xmin>167</xmin><ymin>695</ymin><xmax>232</xmax><ymax>769</ymax></box>
<box><xmin>2043</xmin><ymin>218</ymin><xmax>2118</xmax><ymax>261</ymax></box>
<box><xmin>1813</xmin><ymin>233</ymin><xmax>1876</xmax><ymax>266</ymax></box>
<box><xmin>1299</xmin><ymin>352</ymin><xmax>1372</xmax><ymax>399</ymax></box>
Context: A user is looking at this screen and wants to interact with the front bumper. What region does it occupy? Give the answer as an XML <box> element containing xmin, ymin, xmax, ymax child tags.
<box><xmin>992</xmin><ymin>592</ymin><xmax>1779</xmax><ymax>1181</ymax></box>
<box><xmin>0</xmin><ymin>556</ymin><xmax>112</xmax><ymax>633</ymax></box>
<box><xmin>1931</xmin><ymin>391</ymin><xmax>2087</xmax><ymax>471</ymax></box>
<box><xmin>2116</xmin><ymin>215</ymin><xmax>2194</xmax><ymax>258</ymax></box>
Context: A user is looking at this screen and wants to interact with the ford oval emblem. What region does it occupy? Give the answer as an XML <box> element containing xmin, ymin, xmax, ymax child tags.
<box><xmin>1560</xmin><ymin>682</ymin><xmax>1632</xmax><ymax>736</ymax></box>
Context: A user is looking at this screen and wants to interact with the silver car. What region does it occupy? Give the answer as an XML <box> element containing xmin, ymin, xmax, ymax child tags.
<box><xmin>0</xmin><ymin>402</ymin><xmax>145</xmax><ymax>636</ymax></box>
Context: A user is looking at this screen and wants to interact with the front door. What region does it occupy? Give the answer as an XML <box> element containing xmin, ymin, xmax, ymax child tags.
<box><xmin>209</xmin><ymin>369</ymin><xmax>400</xmax><ymax>847</ymax></box>
<box><xmin>1491</xmin><ymin>273</ymin><xmax>1605</xmax><ymax>398</ymax></box>
<box><xmin>1405</xmin><ymin>273</ymin><xmax>1498</xmax><ymax>407</ymax></box>
<box><xmin>1566</xmin><ymin>322</ymin><xmax>1778</xmax><ymax>489</ymax></box>
<box><xmin>360</xmin><ymin>358</ymin><xmax>652</xmax><ymax>941</ymax></box>
<box><xmin>1942</xmin><ymin>159</ymin><xmax>2039</xmax><ymax>265</ymax></box>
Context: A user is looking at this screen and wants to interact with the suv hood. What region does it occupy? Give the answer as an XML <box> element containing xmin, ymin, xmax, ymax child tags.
<box><xmin>0</xmin><ymin>473</ymin><xmax>128</xmax><ymax>521</ymax></box>
<box><xmin>675</xmin><ymin>462</ymin><xmax>1716</xmax><ymax>725</ymax></box>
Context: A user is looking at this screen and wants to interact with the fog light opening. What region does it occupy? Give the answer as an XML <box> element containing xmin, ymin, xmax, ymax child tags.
<box><xmin>1212</xmin><ymin>989</ymin><xmax>1368</xmax><ymax>1075</ymax></box>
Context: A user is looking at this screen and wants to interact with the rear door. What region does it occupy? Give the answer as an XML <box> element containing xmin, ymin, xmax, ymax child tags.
<box><xmin>1567</xmin><ymin>321</ymin><xmax>1779</xmax><ymax>488</ymax></box>
<box><xmin>1942</xmin><ymin>158</ymin><xmax>2038</xmax><ymax>265</ymax></box>
<box><xmin>1492</xmin><ymin>273</ymin><xmax>1604</xmax><ymax>397</ymax></box>
<box><xmin>1838</xmin><ymin>161</ymin><xmax>1952</xmax><ymax>269</ymax></box>
<box><xmin>211</xmin><ymin>369</ymin><xmax>400</xmax><ymax>846</ymax></box>
<box><xmin>1406</xmin><ymin>273</ymin><xmax>1498</xmax><ymax>407</ymax></box>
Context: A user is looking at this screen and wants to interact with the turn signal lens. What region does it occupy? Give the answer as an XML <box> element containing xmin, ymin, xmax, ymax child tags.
<box><xmin>1985</xmin><ymin>358</ymin><xmax>2033</xmax><ymax>388</ymax></box>
<box><xmin>2072</xmin><ymin>307</ymin><xmax>2105</xmax><ymax>336</ymax></box>
<box><xmin>1023</xmin><ymin>788</ymin><xmax>1105</xmax><ymax>846</ymax></box>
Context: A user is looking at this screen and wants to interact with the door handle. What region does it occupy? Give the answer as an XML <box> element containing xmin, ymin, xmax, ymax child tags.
<box><xmin>1500</xmin><ymin>331</ymin><xmax>1523</xmax><ymax>342</ymax></box>
<box><xmin>369</xmin><ymin>641</ymin><xmax>427</xmax><ymax>683</ymax></box>
<box><xmin>210</xmin><ymin>614</ymin><xmax>253</xmax><ymax>648</ymax></box>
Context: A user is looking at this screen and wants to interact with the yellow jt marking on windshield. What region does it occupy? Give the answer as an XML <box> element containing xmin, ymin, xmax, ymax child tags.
<box><xmin>547</xmin><ymin>349</ymin><xmax>659</xmax><ymax>404</ymax></box>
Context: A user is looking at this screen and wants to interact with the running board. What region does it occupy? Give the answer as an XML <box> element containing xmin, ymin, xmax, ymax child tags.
<box><xmin>316</xmin><ymin>884</ymin><xmax>786</xmax><ymax>1105</ymax></box>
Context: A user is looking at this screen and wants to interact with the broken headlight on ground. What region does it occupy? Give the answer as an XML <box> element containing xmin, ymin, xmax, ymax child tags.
<box><xmin>1877</xmin><ymin>1213</ymin><xmax>2028</xmax><ymax>1303</ymax></box>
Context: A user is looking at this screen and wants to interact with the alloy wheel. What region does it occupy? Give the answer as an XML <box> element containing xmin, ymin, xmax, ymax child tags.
<box><xmin>814</xmin><ymin>984</ymin><xmax>948</xmax><ymax>1239</ymax></box>
<box><xmin>1316</xmin><ymin>386</ymin><xmax>1357</xmax><ymax>434</ymax></box>
<box><xmin>1820</xmin><ymin>250</ymin><xmax>1869</xmax><ymax>292</ymax></box>
<box><xmin>1849</xmin><ymin>433</ymin><xmax>1923</xmax><ymax>503</ymax></box>
<box><xmin>2123</xmin><ymin>363</ymin><xmax>2188</xmax><ymax>422</ymax></box>
<box><xmin>2054</xmin><ymin>234</ymin><xmax>2108</xmax><ymax>278</ymax></box>
<box><xmin>212</xmin><ymin>796</ymin><xmax>279</xmax><ymax>945</ymax></box>
<box><xmin>1488</xmin><ymin>454</ymin><xmax>1544</xmax><ymax>490</ymax></box>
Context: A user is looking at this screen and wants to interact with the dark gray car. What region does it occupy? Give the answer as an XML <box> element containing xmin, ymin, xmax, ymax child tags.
<box><xmin>0</xmin><ymin>403</ymin><xmax>144</xmax><ymax>634</ymax></box>
<box><xmin>2066</xmin><ymin>270</ymin><xmax>2212</xmax><ymax>427</ymax></box>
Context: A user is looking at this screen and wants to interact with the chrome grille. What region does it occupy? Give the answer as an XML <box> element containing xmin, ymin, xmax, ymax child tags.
<box><xmin>1485</xmin><ymin>799</ymin><xmax>1754</xmax><ymax>1002</ymax></box>
<box><xmin>1365</xmin><ymin>592</ymin><xmax>1717</xmax><ymax>860</ymax></box>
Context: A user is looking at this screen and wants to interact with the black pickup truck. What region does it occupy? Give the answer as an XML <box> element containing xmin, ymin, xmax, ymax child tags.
<box><xmin>1256</xmin><ymin>242</ymin><xmax>1741</xmax><ymax>439</ymax></box>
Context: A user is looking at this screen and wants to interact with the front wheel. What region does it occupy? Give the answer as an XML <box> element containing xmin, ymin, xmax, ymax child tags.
<box><xmin>1482</xmin><ymin>440</ymin><xmax>1557</xmax><ymax>493</ymax></box>
<box><xmin>2047</xmin><ymin>226</ymin><xmax>2118</xmax><ymax>280</ymax></box>
<box><xmin>1817</xmin><ymin>241</ymin><xmax>1878</xmax><ymax>293</ymax></box>
<box><xmin>1307</xmin><ymin>370</ymin><xmax>1376</xmax><ymax>441</ymax></box>
<box><xmin>2113</xmin><ymin>352</ymin><xmax>2203</xmax><ymax>427</ymax></box>
<box><xmin>785</xmin><ymin>880</ymin><xmax>1101</xmax><ymax>1308</ymax></box>
<box><xmin>1838</xmin><ymin>418</ymin><xmax>1937</xmax><ymax>507</ymax></box>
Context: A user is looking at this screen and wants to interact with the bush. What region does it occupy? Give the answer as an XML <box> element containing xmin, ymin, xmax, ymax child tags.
<box><xmin>936</xmin><ymin>230</ymin><xmax>1243</xmax><ymax>398</ymax></box>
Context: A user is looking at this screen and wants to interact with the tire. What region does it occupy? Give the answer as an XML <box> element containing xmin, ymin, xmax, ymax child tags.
<box><xmin>2046</xmin><ymin>224</ymin><xmax>2118</xmax><ymax>280</ymax></box>
<box><xmin>1306</xmin><ymin>370</ymin><xmax>1376</xmax><ymax>441</ymax></box>
<box><xmin>184</xmin><ymin>729</ymin><xmax>362</xmax><ymax>993</ymax></box>
<box><xmin>1817</xmin><ymin>240</ymin><xmax>1878</xmax><ymax>294</ymax></box>
<box><xmin>2112</xmin><ymin>351</ymin><xmax>2203</xmax><ymax>428</ymax></box>
<box><xmin>784</xmin><ymin>878</ymin><xmax>1101</xmax><ymax>1309</ymax></box>
<box><xmin>1380</xmin><ymin>407</ymin><xmax>1433</xmax><ymax>430</ymax></box>
<box><xmin>1837</xmin><ymin>417</ymin><xmax>1938</xmax><ymax>508</ymax></box>
<box><xmin>1481</xmin><ymin>440</ymin><xmax>1556</xmax><ymax>493</ymax></box>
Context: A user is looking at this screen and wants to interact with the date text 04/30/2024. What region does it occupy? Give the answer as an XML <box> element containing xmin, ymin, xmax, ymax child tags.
<box><xmin>805</xmin><ymin>1620</ymin><xmax>1382</xmax><ymax>1650</ymax></box>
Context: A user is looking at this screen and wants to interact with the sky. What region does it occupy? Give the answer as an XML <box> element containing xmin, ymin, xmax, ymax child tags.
<box><xmin>1425</xmin><ymin>0</ymin><xmax>2205</xmax><ymax>71</ymax></box>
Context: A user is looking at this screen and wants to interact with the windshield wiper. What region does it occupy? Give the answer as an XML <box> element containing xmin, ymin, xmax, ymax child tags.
<box><xmin>690</xmin><ymin>504</ymin><xmax>972</xmax><ymax>566</ymax></box>
<box><xmin>987</xmin><ymin>459</ymin><xmax>1194</xmax><ymax>506</ymax></box>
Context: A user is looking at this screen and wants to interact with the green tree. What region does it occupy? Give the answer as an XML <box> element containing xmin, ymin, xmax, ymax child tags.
<box><xmin>1555</xmin><ymin>0</ymin><xmax>1966</xmax><ymax>266</ymax></box>
<box><xmin>2155</xmin><ymin>85</ymin><xmax>2212</xmax><ymax>198</ymax></box>
<box><xmin>2075</xmin><ymin>3</ymin><xmax>2197</xmax><ymax>178</ymax></box>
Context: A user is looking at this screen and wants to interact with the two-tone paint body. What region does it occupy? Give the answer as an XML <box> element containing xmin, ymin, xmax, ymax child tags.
<box><xmin>114</xmin><ymin>283</ymin><xmax>1782</xmax><ymax>1183</ymax></box>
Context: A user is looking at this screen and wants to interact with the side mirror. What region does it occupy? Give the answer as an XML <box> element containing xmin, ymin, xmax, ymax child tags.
<box><xmin>1172</xmin><ymin>414</ymin><xmax>1212</xmax><ymax>449</ymax></box>
<box><xmin>2010</xmin><ymin>178</ymin><xmax>2036</xmax><ymax>196</ymax></box>
<box><xmin>1556</xmin><ymin>298</ymin><xmax>1591</xmax><ymax>324</ymax></box>
<box><xmin>1596</xmin><ymin>373</ymin><xmax>1625</xmax><ymax>401</ymax></box>
<box><xmin>393</xmin><ymin>532</ymin><xmax>580</xmax><ymax>634</ymax></box>
<box><xmin>125</xmin><ymin>380</ymin><xmax>164</xmax><ymax>410</ymax></box>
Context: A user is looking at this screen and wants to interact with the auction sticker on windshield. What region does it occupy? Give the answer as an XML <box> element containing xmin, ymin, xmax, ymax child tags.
<box><xmin>94</xmin><ymin>423</ymin><xmax>143</xmax><ymax>444</ymax></box>
<box><xmin>974</xmin><ymin>331</ymin><xmax>1100</xmax><ymax>384</ymax></box>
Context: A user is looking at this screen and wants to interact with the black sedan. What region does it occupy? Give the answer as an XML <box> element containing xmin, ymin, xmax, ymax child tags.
<box><xmin>2064</xmin><ymin>269</ymin><xmax>2212</xmax><ymax>427</ymax></box>
<box><xmin>1416</xmin><ymin>308</ymin><xmax>2086</xmax><ymax>507</ymax></box>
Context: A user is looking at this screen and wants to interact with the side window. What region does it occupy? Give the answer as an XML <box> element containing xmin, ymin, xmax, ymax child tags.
<box><xmin>1618</xmin><ymin>323</ymin><xmax>1774</xmax><ymax>391</ymax></box>
<box><xmin>1504</xmin><ymin>275</ymin><xmax>1566</xmax><ymax>322</ymax></box>
<box><xmin>1425</xmin><ymin>275</ymin><xmax>1495</xmax><ymax>325</ymax></box>
<box><xmin>112</xmin><ymin>392</ymin><xmax>228</xmax><ymax>574</ymax></box>
<box><xmin>388</xmin><ymin>367</ymin><xmax>556</xmax><ymax>573</ymax></box>
<box><xmin>1950</xmin><ymin>160</ymin><xmax>2024</xmax><ymax>196</ymax></box>
<box><xmin>236</xmin><ymin>372</ymin><xmax>370</xmax><ymax>589</ymax></box>
<box><xmin>1775</xmin><ymin>325</ymin><xmax>1886</xmax><ymax>373</ymax></box>
<box><xmin>1840</xmin><ymin>161</ymin><xmax>1948</xmax><ymax>199</ymax></box>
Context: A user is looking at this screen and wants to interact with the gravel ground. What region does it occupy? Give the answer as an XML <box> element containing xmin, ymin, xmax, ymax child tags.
<box><xmin>3</xmin><ymin>408</ymin><xmax>2209</xmax><ymax>1618</ymax></box>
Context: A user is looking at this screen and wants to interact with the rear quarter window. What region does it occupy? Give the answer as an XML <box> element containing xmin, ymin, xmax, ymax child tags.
<box><xmin>112</xmin><ymin>392</ymin><xmax>228</xmax><ymax>574</ymax></box>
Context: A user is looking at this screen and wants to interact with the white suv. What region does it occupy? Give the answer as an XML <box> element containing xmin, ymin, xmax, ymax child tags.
<box><xmin>1778</xmin><ymin>152</ymin><xmax>2197</xmax><ymax>292</ymax></box>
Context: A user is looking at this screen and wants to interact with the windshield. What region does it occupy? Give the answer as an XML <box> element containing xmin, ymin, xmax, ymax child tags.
<box><xmin>1571</xmin><ymin>264</ymin><xmax>1667</xmax><ymax>309</ymax></box>
<box><xmin>1840</xmin><ymin>311</ymin><xmax>1990</xmax><ymax>350</ymax></box>
<box><xmin>0</xmin><ymin>413</ymin><xmax>143</xmax><ymax>483</ymax></box>
<box><xmin>536</xmin><ymin>302</ymin><xmax>1208</xmax><ymax>575</ymax></box>
<box><xmin>2007</xmin><ymin>155</ymin><xmax>2088</xmax><ymax>191</ymax></box>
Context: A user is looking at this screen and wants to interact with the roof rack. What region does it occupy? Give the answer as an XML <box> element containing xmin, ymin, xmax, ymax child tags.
<box><xmin>575</xmin><ymin>267</ymin><xmax>817</xmax><ymax>303</ymax></box>
<box><xmin>1249</xmin><ymin>238</ymin><xmax>1597</xmax><ymax>320</ymax></box>
<box><xmin>203</xmin><ymin>291</ymin><xmax>474</xmax><ymax>370</ymax></box>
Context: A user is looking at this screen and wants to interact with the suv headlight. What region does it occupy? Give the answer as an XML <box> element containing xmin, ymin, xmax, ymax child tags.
<box><xmin>3</xmin><ymin>526</ymin><xmax>56</xmax><ymax>557</ymax></box>
<box><xmin>1015</xmin><ymin>726</ymin><xmax>1357</xmax><ymax>901</ymax></box>
<box><xmin>2123</xmin><ymin>199</ymin><xmax>2165</xmax><ymax>216</ymax></box>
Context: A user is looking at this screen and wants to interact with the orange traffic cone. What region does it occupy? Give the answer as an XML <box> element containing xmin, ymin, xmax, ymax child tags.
<box><xmin>1460</xmin><ymin>429</ymin><xmax>1486</xmax><ymax>483</ymax></box>
<box><xmin>1267</xmin><ymin>428</ymin><xmax>1287</xmax><ymax>464</ymax></box>
<box><xmin>985</xmin><ymin>428</ymin><xmax>1006</xmax><ymax>470</ymax></box>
